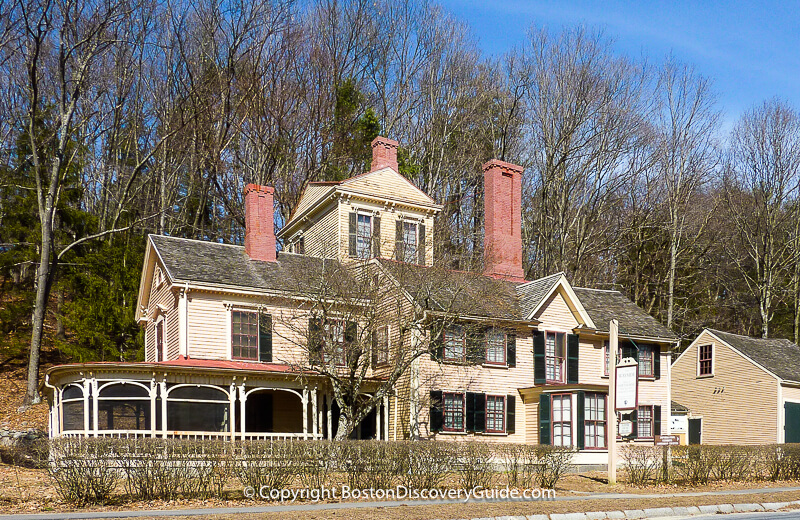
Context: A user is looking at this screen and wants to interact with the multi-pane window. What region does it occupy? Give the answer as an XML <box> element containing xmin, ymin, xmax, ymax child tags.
<box><xmin>638</xmin><ymin>405</ymin><xmax>653</xmax><ymax>438</ymax></box>
<box><xmin>486</xmin><ymin>395</ymin><xmax>505</xmax><ymax>433</ymax></box>
<box><xmin>584</xmin><ymin>393</ymin><xmax>607</xmax><ymax>449</ymax></box>
<box><xmin>546</xmin><ymin>332</ymin><xmax>566</xmax><ymax>383</ymax></box>
<box><xmin>444</xmin><ymin>325</ymin><xmax>466</xmax><ymax>362</ymax></box>
<box><xmin>699</xmin><ymin>344</ymin><xmax>713</xmax><ymax>375</ymax></box>
<box><xmin>356</xmin><ymin>214</ymin><xmax>372</xmax><ymax>259</ymax></box>
<box><xmin>638</xmin><ymin>345</ymin><xmax>654</xmax><ymax>377</ymax></box>
<box><xmin>552</xmin><ymin>394</ymin><xmax>572</xmax><ymax>446</ymax></box>
<box><xmin>485</xmin><ymin>329</ymin><xmax>506</xmax><ymax>365</ymax></box>
<box><xmin>375</xmin><ymin>326</ymin><xmax>389</xmax><ymax>366</ymax></box>
<box><xmin>402</xmin><ymin>221</ymin><xmax>418</xmax><ymax>263</ymax></box>
<box><xmin>325</xmin><ymin>320</ymin><xmax>347</xmax><ymax>366</ymax></box>
<box><xmin>443</xmin><ymin>392</ymin><xmax>465</xmax><ymax>432</ymax></box>
<box><xmin>232</xmin><ymin>311</ymin><xmax>259</xmax><ymax>360</ymax></box>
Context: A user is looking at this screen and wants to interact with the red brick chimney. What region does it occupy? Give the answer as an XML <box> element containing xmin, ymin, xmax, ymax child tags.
<box><xmin>244</xmin><ymin>184</ymin><xmax>277</xmax><ymax>262</ymax></box>
<box><xmin>371</xmin><ymin>136</ymin><xmax>399</xmax><ymax>172</ymax></box>
<box><xmin>483</xmin><ymin>159</ymin><xmax>525</xmax><ymax>282</ymax></box>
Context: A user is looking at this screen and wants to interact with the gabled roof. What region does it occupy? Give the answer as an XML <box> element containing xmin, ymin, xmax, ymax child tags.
<box><xmin>707</xmin><ymin>328</ymin><xmax>800</xmax><ymax>383</ymax></box>
<box><xmin>572</xmin><ymin>287</ymin><xmax>678</xmax><ymax>341</ymax></box>
<box><xmin>147</xmin><ymin>235</ymin><xmax>340</xmax><ymax>294</ymax></box>
<box><xmin>516</xmin><ymin>273</ymin><xmax>596</xmax><ymax>328</ymax></box>
<box><xmin>279</xmin><ymin>168</ymin><xmax>443</xmax><ymax>238</ymax></box>
<box><xmin>375</xmin><ymin>259</ymin><xmax>524</xmax><ymax>321</ymax></box>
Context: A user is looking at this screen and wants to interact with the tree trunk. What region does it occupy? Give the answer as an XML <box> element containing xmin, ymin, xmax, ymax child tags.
<box><xmin>25</xmin><ymin>215</ymin><xmax>55</xmax><ymax>405</ymax></box>
<box><xmin>667</xmin><ymin>217</ymin><xmax>679</xmax><ymax>329</ymax></box>
<box><xmin>334</xmin><ymin>409</ymin><xmax>357</xmax><ymax>440</ymax></box>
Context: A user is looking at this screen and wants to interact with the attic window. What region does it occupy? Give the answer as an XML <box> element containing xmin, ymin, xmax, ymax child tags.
<box><xmin>155</xmin><ymin>267</ymin><xmax>164</xmax><ymax>287</ymax></box>
<box><xmin>698</xmin><ymin>344</ymin><xmax>713</xmax><ymax>376</ymax></box>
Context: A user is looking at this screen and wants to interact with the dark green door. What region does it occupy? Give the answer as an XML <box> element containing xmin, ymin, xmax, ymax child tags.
<box><xmin>785</xmin><ymin>402</ymin><xmax>800</xmax><ymax>443</ymax></box>
<box><xmin>688</xmin><ymin>418</ymin><xmax>702</xmax><ymax>445</ymax></box>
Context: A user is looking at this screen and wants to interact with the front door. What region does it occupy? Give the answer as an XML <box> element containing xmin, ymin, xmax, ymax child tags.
<box><xmin>688</xmin><ymin>418</ymin><xmax>702</xmax><ymax>445</ymax></box>
<box><xmin>785</xmin><ymin>402</ymin><xmax>800</xmax><ymax>443</ymax></box>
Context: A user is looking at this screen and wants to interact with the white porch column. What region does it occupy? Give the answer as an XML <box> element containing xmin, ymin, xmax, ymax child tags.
<box><xmin>239</xmin><ymin>382</ymin><xmax>247</xmax><ymax>441</ymax></box>
<box><xmin>229</xmin><ymin>381</ymin><xmax>237</xmax><ymax>441</ymax></box>
<box><xmin>159</xmin><ymin>379</ymin><xmax>168</xmax><ymax>438</ymax></box>
<box><xmin>302</xmin><ymin>387</ymin><xmax>309</xmax><ymax>439</ymax></box>
<box><xmin>149</xmin><ymin>378</ymin><xmax>158</xmax><ymax>438</ymax></box>
<box><xmin>91</xmin><ymin>378</ymin><xmax>99</xmax><ymax>437</ymax></box>
<box><xmin>82</xmin><ymin>378</ymin><xmax>90</xmax><ymax>437</ymax></box>
<box><xmin>383</xmin><ymin>395</ymin><xmax>390</xmax><ymax>441</ymax></box>
<box><xmin>375</xmin><ymin>396</ymin><xmax>381</xmax><ymax>441</ymax></box>
<box><xmin>312</xmin><ymin>386</ymin><xmax>318</xmax><ymax>439</ymax></box>
<box><xmin>58</xmin><ymin>387</ymin><xmax>64</xmax><ymax>437</ymax></box>
<box><xmin>327</xmin><ymin>394</ymin><xmax>333</xmax><ymax>440</ymax></box>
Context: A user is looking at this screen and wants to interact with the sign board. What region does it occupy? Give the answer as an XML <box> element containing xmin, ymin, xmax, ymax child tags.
<box><xmin>655</xmin><ymin>435</ymin><xmax>680</xmax><ymax>446</ymax></box>
<box><xmin>619</xmin><ymin>420</ymin><xmax>633</xmax><ymax>437</ymax></box>
<box><xmin>670</xmin><ymin>416</ymin><xmax>688</xmax><ymax>433</ymax></box>
<box><xmin>615</xmin><ymin>361</ymin><xmax>639</xmax><ymax>411</ymax></box>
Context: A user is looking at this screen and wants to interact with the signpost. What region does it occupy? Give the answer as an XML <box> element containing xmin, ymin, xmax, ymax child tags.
<box><xmin>608</xmin><ymin>319</ymin><xmax>640</xmax><ymax>486</ymax></box>
<box><xmin>608</xmin><ymin>320</ymin><xmax>618</xmax><ymax>485</ymax></box>
<box><xmin>615</xmin><ymin>362</ymin><xmax>638</xmax><ymax>411</ymax></box>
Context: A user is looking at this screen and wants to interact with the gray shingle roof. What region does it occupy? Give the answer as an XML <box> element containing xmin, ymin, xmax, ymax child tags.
<box><xmin>572</xmin><ymin>287</ymin><xmax>678</xmax><ymax>341</ymax></box>
<box><xmin>708</xmin><ymin>328</ymin><xmax>800</xmax><ymax>382</ymax></box>
<box><xmin>376</xmin><ymin>259</ymin><xmax>523</xmax><ymax>321</ymax></box>
<box><xmin>150</xmin><ymin>235</ymin><xmax>337</xmax><ymax>293</ymax></box>
<box><xmin>516</xmin><ymin>272</ymin><xmax>564</xmax><ymax>318</ymax></box>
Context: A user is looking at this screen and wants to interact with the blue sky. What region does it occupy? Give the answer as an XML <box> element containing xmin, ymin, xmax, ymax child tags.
<box><xmin>438</xmin><ymin>0</ymin><xmax>800</xmax><ymax>133</ymax></box>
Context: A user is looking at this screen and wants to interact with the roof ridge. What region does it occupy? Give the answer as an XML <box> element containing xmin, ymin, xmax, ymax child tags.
<box><xmin>573</xmin><ymin>286</ymin><xmax>622</xmax><ymax>294</ymax></box>
<box><xmin>151</xmin><ymin>234</ymin><xmax>242</xmax><ymax>249</ymax></box>
<box><xmin>516</xmin><ymin>271</ymin><xmax>564</xmax><ymax>289</ymax></box>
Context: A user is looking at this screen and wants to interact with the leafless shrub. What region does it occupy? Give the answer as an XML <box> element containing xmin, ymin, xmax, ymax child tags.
<box><xmin>497</xmin><ymin>443</ymin><xmax>526</xmax><ymax>487</ymax></box>
<box><xmin>235</xmin><ymin>440</ymin><xmax>299</xmax><ymax>496</ymax></box>
<box><xmin>48</xmin><ymin>439</ymin><xmax>119</xmax><ymax>505</ymax></box>
<box><xmin>455</xmin><ymin>442</ymin><xmax>494</xmax><ymax>490</ymax></box>
<box><xmin>620</xmin><ymin>445</ymin><xmax>663</xmax><ymax>485</ymax></box>
<box><xmin>397</xmin><ymin>441</ymin><xmax>453</xmax><ymax>490</ymax></box>
<box><xmin>533</xmin><ymin>445</ymin><xmax>574</xmax><ymax>488</ymax></box>
<box><xmin>673</xmin><ymin>445</ymin><xmax>714</xmax><ymax>484</ymax></box>
<box><xmin>296</xmin><ymin>441</ymin><xmax>340</xmax><ymax>489</ymax></box>
<box><xmin>709</xmin><ymin>445</ymin><xmax>758</xmax><ymax>481</ymax></box>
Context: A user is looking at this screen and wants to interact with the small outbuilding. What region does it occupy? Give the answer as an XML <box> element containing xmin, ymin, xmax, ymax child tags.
<box><xmin>672</xmin><ymin>328</ymin><xmax>800</xmax><ymax>445</ymax></box>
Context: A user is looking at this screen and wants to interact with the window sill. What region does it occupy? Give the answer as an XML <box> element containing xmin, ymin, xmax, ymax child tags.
<box><xmin>482</xmin><ymin>363</ymin><xmax>508</xmax><ymax>369</ymax></box>
<box><xmin>437</xmin><ymin>430</ymin><xmax>468</xmax><ymax>435</ymax></box>
<box><xmin>696</xmin><ymin>374</ymin><xmax>714</xmax><ymax>379</ymax></box>
<box><xmin>481</xmin><ymin>431</ymin><xmax>509</xmax><ymax>436</ymax></box>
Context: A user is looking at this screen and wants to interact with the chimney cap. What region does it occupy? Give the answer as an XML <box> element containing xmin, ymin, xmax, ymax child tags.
<box><xmin>482</xmin><ymin>159</ymin><xmax>524</xmax><ymax>175</ymax></box>
<box><xmin>371</xmin><ymin>136</ymin><xmax>399</xmax><ymax>148</ymax></box>
<box><xmin>245</xmin><ymin>184</ymin><xmax>275</xmax><ymax>195</ymax></box>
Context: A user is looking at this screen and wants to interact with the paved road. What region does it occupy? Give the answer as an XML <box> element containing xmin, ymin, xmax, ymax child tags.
<box><xmin>2</xmin><ymin>487</ymin><xmax>800</xmax><ymax>520</ymax></box>
<box><xmin>673</xmin><ymin>512</ymin><xmax>800</xmax><ymax>520</ymax></box>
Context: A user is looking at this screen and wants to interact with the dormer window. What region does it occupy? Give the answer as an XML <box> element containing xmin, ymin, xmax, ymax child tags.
<box><xmin>395</xmin><ymin>219</ymin><xmax>426</xmax><ymax>265</ymax></box>
<box><xmin>348</xmin><ymin>211</ymin><xmax>380</xmax><ymax>259</ymax></box>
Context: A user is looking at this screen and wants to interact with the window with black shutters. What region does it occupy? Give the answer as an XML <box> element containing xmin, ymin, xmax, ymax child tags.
<box><xmin>402</xmin><ymin>221</ymin><xmax>417</xmax><ymax>263</ymax></box>
<box><xmin>546</xmin><ymin>332</ymin><xmax>566</xmax><ymax>383</ymax></box>
<box><xmin>552</xmin><ymin>393</ymin><xmax>572</xmax><ymax>446</ymax></box>
<box><xmin>443</xmin><ymin>392</ymin><xmax>465</xmax><ymax>432</ymax></box>
<box><xmin>584</xmin><ymin>393</ymin><xmax>607</xmax><ymax>449</ymax></box>
<box><xmin>638</xmin><ymin>345</ymin><xmax>654</xmax><ymax>377</ymax></box>
<box><xmin>637</xmin><ymin>405</ymin><xmax>654</xmax><ymax>439</ymax></box>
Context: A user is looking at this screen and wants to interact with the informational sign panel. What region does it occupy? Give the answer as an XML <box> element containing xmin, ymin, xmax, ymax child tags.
<box><xmin>670</xmin><ymin>416</ymin><xmax>688</xmax><ymax>433</ymax></box>
<box><xmin>619</xmin><ymin>420</ymin><xmax>633</xmax><ymax>437</ymax></box>
<box><xmin>615</xmin><ymin>362</ymin><xmax>638</xmax><ymax>411</ymax></box>
<box><xmin>655</xmin><ymin>435</ymin><xmax>680</xmax><ymax>446</ymax></box>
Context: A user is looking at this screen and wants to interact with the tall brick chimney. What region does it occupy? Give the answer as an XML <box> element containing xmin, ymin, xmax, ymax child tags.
<box><xmin>483</xmin><ymin>159</ymin><xmax>525</xmax><ymax>282</ymax></box>
<box><xmin>244</xmin><ymin>184</ymin><xmax>277</xmax><ymax>262</ymax></box>
<box><xmin>371</xmin><ymin>136</ymin><xmax>399</xmax><ymax>172</ymax></box>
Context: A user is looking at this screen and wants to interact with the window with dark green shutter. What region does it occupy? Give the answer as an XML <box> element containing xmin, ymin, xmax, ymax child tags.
<box><xmin>395</xmin><ymin>220</ymin><xmax>404</xmax><ymax>261</ymax></box>
<box><xmin>372</xmin><ymin>215</ymin><xmax>381</xmax><ymax>257</ymax></box>
<box><xmin>258</xmin><ymin>312</ymin><xmax>272</xmax><ymax>362</ymax></box>
<box><xmin>429</xmin><ymin>319</ymin><xmax>444</xmax><ymax>361</ymax></box>
<box><xmin>418</xmin><ymin>223</ymin><xmax>426</xmax><ymax>265</ymax></box>
<box><xmin>485</xmin><ymin>395</ymin><xmax>504</xmax><ymax>433</ymax></box>
<box><xmin>567</xmin><ymin>334</ymin><xmax>579</xmax><ymax>383</ymax></box>
<box><xmin>576</xmin><ymin>391</ymin><xmax>585</xmax><ymax>449</ymax></box>
<box><xmin>534</xmin><ymin>330</ymin><xmax>546</xmax><ymax>384</ymax></box>
<box><xmin>348</xmin><ymin>212</ymin><xmax>357</xmax><ymax>257</ymax></box>
<box><xmin>507</xmin><ymin>333</ymin><xmax>516</xmax><ymax>367</ymax></box>
<box><xmin>443</xmin><ymin>392</ymin><xmax>465</xmax><ymax>432</ymax></box>
<box><xmin>232</xmin><ymin>310</ymin><xmax>258</xmax><ymax>360</ymax></box>
<box><xmin>506</xmin><ymin>395</ymin><xmax>516</xmax><ymax>434</ymax></box>
<box><xmin>584</xmin><ymin>392</ymin><xmax>607</xmax><ymax>449</ymax></box>
<box><xmin>654</xmin><ymin>405</ymin><xmax>662</xmax><ymax>436</ymax></box>
<box><xmin>430</xmin><ymin>391</ymin><xmax>443</xmax><ymax>432</ymax></box>
<box><xmin>539</xmin><ymin>393</ymin><xmax>551</xmax><ymax>445</ymax></box>
<box><xmin>308</xmin><ymin>317</ymin><xmax>323</xmax><ymax>364</ymax></box>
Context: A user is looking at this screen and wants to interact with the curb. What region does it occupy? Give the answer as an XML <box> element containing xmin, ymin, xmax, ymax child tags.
<box><xmin>466</xmin><ymin>499</ymin><xmax>800</xmax><ymax>519</ymax></box>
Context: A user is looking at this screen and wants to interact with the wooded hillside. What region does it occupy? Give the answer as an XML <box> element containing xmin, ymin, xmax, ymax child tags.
<box><xmin>1</xmin><ymin>0</ymin><xmax>798</xmax><ymax>404</ymax></box>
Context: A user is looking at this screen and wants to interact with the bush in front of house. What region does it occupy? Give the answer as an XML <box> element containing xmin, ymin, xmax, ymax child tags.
<box><xmin>48</xmin><ymin>438</ymin><xmax>120</xmax><ymax>505</ymax></box>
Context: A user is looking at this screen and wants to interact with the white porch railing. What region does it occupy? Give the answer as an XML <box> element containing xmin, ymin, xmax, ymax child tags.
<box><xmin>59</xmin><ymin>430</ymin><xmax>323</xmax><ymax>440</ymax></box>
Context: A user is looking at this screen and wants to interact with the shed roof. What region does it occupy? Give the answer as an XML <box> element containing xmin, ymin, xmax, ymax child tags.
<box><xmin>708</xmin><ymin>328</ymin><xmax>800</xmax><ymax>382</ymax></box>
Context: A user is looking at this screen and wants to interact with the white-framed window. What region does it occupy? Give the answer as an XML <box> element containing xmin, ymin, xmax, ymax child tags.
<box><xmin>402</xmin><ymin>221</ymin><xmax>418</xmax><ymax>263</ymax></box>
<box><xmin>356</xmin><ymin>213</ymin><xmax>372</xmax><ymax>259</ymax></box>
<box><xmin>443</xmin><ymin>324</ymin><xmax>466</xmax><ymax>362</ymax></box>
<box><xmin>698</xmin><ymin>344</ymin><xmax>713</xmax><ymax>376</ymax></box>
<box><xmin>155</xmin><ymin>317</ymin><xmax>165</xmax><ymax>362</ymax></box>
<box><xmin>584</xmin><ymin>393</ymin><xmax>607</xmax><ymax>449</ymax></box>
<box><xmin>552</xmin><ymin>393</ymin><xmax>572</xmax><ymax>446</ymax></box>
<box><xmin>486</xmin><ymin>395</ymin><xmax>506</xmax><ymax>433</ymax></box>
<box><xmin>443</xmin><ymin>392</ymin><xmax>465</xmax><ymax>432</ymax></box>
<box><xmin>485</xmin><ymin>328</ymin><xmax>506</xmax><ymax>365</ymax></box>
<box><xmin>638</xmin><ymin>345</ymin><xmax>654</xmax><ymax>377</ymax></box>
<box><xmin>374</xmin><ymin>325</ymin><xmax>389</xmax><ymax>366</ymax></box>
<box><xmin>546</xmin><ymin>332</ymin><xmax>566</xmax><ymax>383</ymax></box>
<box><xmin>231</xmin><ymin>310</ymin><xmax>259</xmax><ymax>360</ymax></box>
<box><xmin>638</xmin><ymin>405</ymin><xmax>654</xmax><ymax>439</ymax></box>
